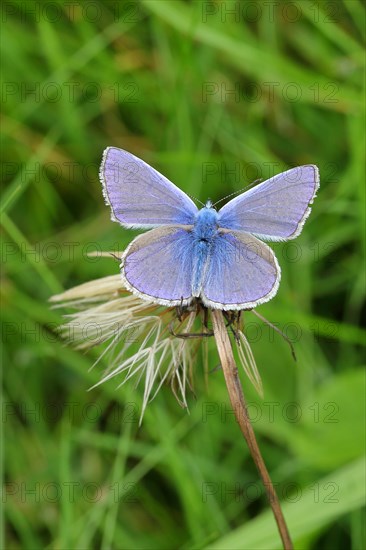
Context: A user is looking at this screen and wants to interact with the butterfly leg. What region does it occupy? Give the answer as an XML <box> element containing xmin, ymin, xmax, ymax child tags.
<box><xmin>169</xmin><ymin>302</ymin><xmax>214</xmax><ymax>339</ymax></box>
<box><xmin>251</xmin><ymin>309</ymin><xmax>297</xmax><ymax>362</ymax></box>
<box><xmin>110</xmin><ymin>252</ymin><xmax>121</xmax><ymax>262</ymax></box>
<box><xmin>175</xmin><ymin>297</ymin><xmax>185</xmax><ymax>322</ymax></box>
<box><xmin>203</xmin><ymin>306</ymin><xmax>209</xmax><ymax>330</ymax></box>
<box><xmin>169</xmin><ymin>321</ymin><xmax>214</xmax><ymax>339</ymax></box>
<box><xmin>223</xmin><ymin>311</ymin><xmax>241</xmax><ymax>343</ymax></box>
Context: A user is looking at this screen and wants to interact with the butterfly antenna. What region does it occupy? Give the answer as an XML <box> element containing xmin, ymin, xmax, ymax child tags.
<box><xmin>212</xmin><ymin>178</ymin><xmax>263</xmax><ymax>208</ymax></box>
<box><xmin>251</xmin><ymin>310</ymin><xmax>297</xmax><ymax>362</ymax></box>
<box><xmin>187</xmin><ymin>192</ymin><xmax>205</xmax><ymax>207</ymax></box>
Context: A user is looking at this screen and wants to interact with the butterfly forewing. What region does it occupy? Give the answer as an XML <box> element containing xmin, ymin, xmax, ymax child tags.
<box><xmin>218</xmin><ymin>165</ymin><xmax>319</xmax><ymax>241</ymax></box>
<box><xmin>101</xmin><ymin>147</ymin><xmax>198</xmax><ymax>228</ymax></box>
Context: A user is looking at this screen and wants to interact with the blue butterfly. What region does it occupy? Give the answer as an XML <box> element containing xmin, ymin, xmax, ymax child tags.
<box><xmin>100</xmin><ymin>148</ymin><xmax>319</xmax><ymax>310</ymax></box>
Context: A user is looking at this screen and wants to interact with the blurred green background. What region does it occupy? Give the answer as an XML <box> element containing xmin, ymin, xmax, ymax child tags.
<box><xmin>2</xmin><ymin>1</ymin><xmax>365</xmax><ymax>549</ymax></box>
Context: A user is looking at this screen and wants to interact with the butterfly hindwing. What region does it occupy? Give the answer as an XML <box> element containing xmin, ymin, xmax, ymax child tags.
<box><xmin>121</xmin><ymin>225</ymin><xmax>195</xmax><ymax>306</ymax></box>
<box><xmin>201</xmin><ymin>230</ymin><xmax>281</xmax><ymax>310</ymax></box>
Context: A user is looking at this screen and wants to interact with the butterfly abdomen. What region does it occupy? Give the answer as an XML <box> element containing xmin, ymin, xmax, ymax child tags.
<box><xmin>191</xmin><ymin>206</ymin><xmax>218</xmax><ymax>296</ymax></box>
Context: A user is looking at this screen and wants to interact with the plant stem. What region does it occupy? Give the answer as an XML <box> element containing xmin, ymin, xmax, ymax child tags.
<box><xmin>211</xmin><ymin>309</ymin><xmax>293</xmax><ymax>550</ymax></box>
